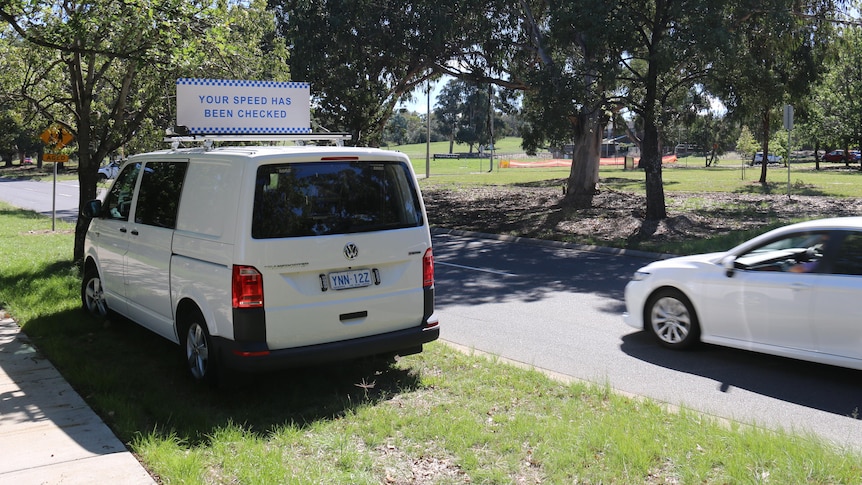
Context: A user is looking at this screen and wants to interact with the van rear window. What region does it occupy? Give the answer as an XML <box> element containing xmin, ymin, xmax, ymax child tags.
<box><xmin>252</xmin><ymin>161</ymin><xmax>424</xmax><ymax>239</ymax></box>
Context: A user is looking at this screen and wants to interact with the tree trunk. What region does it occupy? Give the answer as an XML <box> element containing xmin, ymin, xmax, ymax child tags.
<box><xmin>563</xmin><ymin>111</ymin><xmax>601</xmax><ymax>208</ymax></box>
<box><xmin>74</xmin><ymin>125</ymin><xmax>98</xmax><ymax>266</ymax></box>
<box><xmin>814</xmin><ymin>140</ymin><xmax>820</xmax><ymax>171</ymax></box>
<box><xmin>758</xmin><ymin>109</ymin><xmax>770</xmax><ymax>185</ymax></box>
<box><xmin>642</xmin><ymin>118</ymin><xmax>667</xmax><ymax>220</ymax></box>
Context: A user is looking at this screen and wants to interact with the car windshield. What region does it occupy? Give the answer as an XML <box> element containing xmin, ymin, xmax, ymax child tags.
<box><xmin>251</xmin><ymin>161</ymin><xmax>423</xmax><ymax>239</ymax></box>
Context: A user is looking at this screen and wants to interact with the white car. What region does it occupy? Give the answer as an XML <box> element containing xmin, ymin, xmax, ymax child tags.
<box><xmin>97</xmin><ymin>160</ymin><xmax>121</xmax><ymax>180</ymax></box>
<box><xmin>624</xmin><ymin>217</ymin><xmax>862</xmax><ymax>370</ymax></box>
<box><xmin>752</xmin><ymin>152</ymin><xmax>782</xmax><ymax>165</ymax></box>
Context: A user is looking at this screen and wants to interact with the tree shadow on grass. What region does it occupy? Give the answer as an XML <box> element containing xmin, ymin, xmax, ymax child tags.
<box><xmin>18</xmin><ymin>306</ymin><xmax>424</xmax><ymax>448</ymax></box>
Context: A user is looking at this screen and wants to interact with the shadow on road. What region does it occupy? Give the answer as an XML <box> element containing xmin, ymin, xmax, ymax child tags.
<box><xmin>621</xmin><ymin>331</ymin><xmax>862</xmax><ymax>420</ymax></box>
<box><xmin>432</xmin><ymin>231</ymin><xmax>649</xmax><ymax>308</ymax></box>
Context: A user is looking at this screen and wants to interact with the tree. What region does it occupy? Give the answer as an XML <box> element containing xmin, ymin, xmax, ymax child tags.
<box><xmin>736</xmin><ymin>125</ymin><xmax>759</xmax><ymax>159</ymax></box>
<box><xmin>816</xmin><ymin>22</ymin><xmax>862</xmax><ymax>169</ymax></box>
<box><xmin>273</xmin><ymin>0</ymin><xmax>481</xmax><ymax>146</ymax></box>
<box><xmin>610</xmin><ymin>0</ymin><xmax>736</xmax><ymax>219</ymax></box>
<box><xmin>435</xmin><ymin>80</ymin><xmax>467</xmax><ymax>154</ymax></box>
<box><xmin>0</xmin><ymin>0</ymin><xmax>289</xmax><ymax>263</ymax></box>
<box><xmin>711</xmin><ymin>0</ymin><xmax>840</xmax><ymax>184</ymax></box>
<box><xmin>498</xmin><ymin>0</ymin><xmax>621</xmax><ymax>208</ymax></box>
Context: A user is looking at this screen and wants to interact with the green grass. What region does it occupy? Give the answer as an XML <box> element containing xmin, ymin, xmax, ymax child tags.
<box><xmin>2</xmin><ymin>201</ymin><xmax>862</xmax><ymax>483</ymax></box>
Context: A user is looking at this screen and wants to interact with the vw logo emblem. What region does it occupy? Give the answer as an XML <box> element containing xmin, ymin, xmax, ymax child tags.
<box><xmin>343</xmin><ymin>242</ymin><xmax>359</xmax><ymax>260</ymax></box>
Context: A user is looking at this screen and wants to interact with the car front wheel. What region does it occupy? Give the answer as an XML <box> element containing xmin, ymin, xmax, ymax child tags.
<box><xmin>646</xmin><ymin>289</ymin><xmax>700</xmax><ymax>349</ymax></box>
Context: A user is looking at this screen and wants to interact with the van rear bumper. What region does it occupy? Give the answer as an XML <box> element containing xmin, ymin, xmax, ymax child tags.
<box><xmin>214</xmin><ymin>324</ymin><xmax>440</xmax><ymax>372</ymax></box>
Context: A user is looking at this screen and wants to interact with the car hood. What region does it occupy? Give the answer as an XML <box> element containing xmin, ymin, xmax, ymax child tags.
<box><xmin>640</xmin><ymin>251</ymin><xmax>727</xmax><ymax>271</ymax></box>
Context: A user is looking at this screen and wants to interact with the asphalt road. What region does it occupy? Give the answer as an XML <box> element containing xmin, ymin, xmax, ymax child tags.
<box><xmin>2</xmin><ymin>178</ymin><xmax>862</xmax><ymax>452</ymax></box>
<box><xmin>0</xmin><ymin>178</ymin><xmax>81</xmax><ymax>221</ymax></box>
<box><xmin>432</xmin><ymin>230</ymin><xmax>862</xmax><ymax>452</ymax></box>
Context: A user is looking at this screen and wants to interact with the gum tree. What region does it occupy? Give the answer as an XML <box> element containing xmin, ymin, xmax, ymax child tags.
<box><xmin>710</xmin><ymin>0</ymin><xmax>841</xmax><ymax>184</ymax></box>
<box><xmin>0</xmin><ymin>0</ymin><xmax>289</xmax><ymax>263</ymax></box>
<box><xmin>272</xmin><ymin>0</ymin><xmax>483</xmax><ymax>146</ymax></box>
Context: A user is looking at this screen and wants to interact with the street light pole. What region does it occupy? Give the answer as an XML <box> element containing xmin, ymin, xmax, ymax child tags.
<box><xmin>426</xmin><ymin>80</ymin><xmax>431</xmax><ymax>179</ymax></box>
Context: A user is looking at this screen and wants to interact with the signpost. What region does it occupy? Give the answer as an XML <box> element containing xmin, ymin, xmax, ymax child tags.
<box><xmin>784</xmin><ymin>104</ymin><xmax>794</xmax><ymax>198</ymax></box>
<box><xmin>40</xmin><ymin>125</ymin><xmax>74</xmax><ymax>231</ymax></box>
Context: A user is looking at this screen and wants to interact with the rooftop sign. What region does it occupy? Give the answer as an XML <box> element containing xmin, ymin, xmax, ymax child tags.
<box><xmin>176</xmin><ymin>78</ymin><xmax>311</xmax><ymax>135</ymax></box>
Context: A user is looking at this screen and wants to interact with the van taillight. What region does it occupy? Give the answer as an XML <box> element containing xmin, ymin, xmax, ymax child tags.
<box><xmin>423</xmin><ymin>248</ymin><xmax>434</xmax><ymax>288</ymax></box>
<box><xmin>232</xmin><ymin>265</ymin><xmax>264</xmax><ymax>308</ymax></box>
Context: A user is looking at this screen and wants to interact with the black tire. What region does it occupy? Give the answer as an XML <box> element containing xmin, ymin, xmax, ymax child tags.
<box><xmin>645</xmin><ymin>288</ymin><xmax>700</xmax><ymax>349</ymax></box>
<box><xmin>81</xmin><ymin>265</ymin><xmax>109</xmax><ymax>318</ymax></box>
<box><xmin>181</xmin><ymin>311</ymin><xmax>219</xmax><ymax>384</ymax></box>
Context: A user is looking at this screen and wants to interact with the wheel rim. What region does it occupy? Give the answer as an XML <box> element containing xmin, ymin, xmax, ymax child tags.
<box><xmin>186</xmin><ymin>323</ymin><xmax>209</xmax><ymax>380</ymax></box>
<box><xmin>84</xmin><ymin>277</ymin><xmax>108</xmax><ymax>317</ymax></box>
<box><xmin>650</xmin><ymin>296</ymin><xmax>691</xmax><ymax>344</ymax></box>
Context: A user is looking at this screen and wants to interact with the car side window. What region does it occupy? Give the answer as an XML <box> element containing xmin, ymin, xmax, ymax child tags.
<box><xmin>103</xmin><ymin>163</ymin><xmax>140</xmax><ymax>221</ymax></box>
<box><xmin>134</xmin><ymin>161</ymin><xmax>189</xmax><ymax>229</ymax></box>
<box><xmin>829</xmin><ymin>232</ymin><xmax>862</xmax><ymax>276</ymax></box>
<box><xmin>735</xmin><ymin>232</ymin><xmax>830</xmax><ymax>273</ymax></box>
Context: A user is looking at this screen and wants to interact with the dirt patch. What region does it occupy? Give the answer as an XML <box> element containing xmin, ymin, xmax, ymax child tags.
<box><xmin>422</xmin><ymin>179</ymin><xmax>862</xmax><ymax>250</ymax></box>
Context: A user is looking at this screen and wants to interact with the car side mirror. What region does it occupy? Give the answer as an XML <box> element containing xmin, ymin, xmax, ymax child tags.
<box><xmin>82</xmin><ymin>199</ymin><xmax>102</xmax><ymax>218</ymax></box>
<box><xmin>721</xmin><ymin>255</ymin><xmax>736</xmax><ymax>278</ymax></box>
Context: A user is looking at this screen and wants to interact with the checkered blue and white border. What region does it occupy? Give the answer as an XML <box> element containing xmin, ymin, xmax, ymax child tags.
<box><xmin>187</xmin><ymin>127</ymin><xmax>313</xmax><ymax>134</ymax></box>
<box><xmin>177</xmin><ymin>78</ymin><xmax>309</xmax><ymax>90</ymax></box>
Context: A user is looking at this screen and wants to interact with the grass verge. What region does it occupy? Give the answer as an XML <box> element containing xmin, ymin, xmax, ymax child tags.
<box><xmin>1</xmin><ymin>202</ymin><xmax>861</xmax><ymax>483</ymax></box>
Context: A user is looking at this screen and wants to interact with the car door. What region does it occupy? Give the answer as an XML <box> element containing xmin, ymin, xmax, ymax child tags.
<box><xmin>123</xmin><ymin>160</ymin><xmax>189</xmax><ymax>340</ymax></box>
<box><xmin>92</xmin><ymin>162</ymin><xmax>141</xmax><ymax>313</ymax></box>
<box><xmin>730</xmin><ymin>232</ymin><xmax>830</xmax><ymax>351</ymax></box>
<box><xmin>809</xmin><ymin>230</ymin><xmax>862</xmax><ymax>363</ymax></box>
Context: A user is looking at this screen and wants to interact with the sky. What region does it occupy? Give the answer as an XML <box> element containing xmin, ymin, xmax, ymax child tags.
<box><xmin>397</xmin><ymin>78</ymin><xmax>447</xmax><ymax>114</ymax></box>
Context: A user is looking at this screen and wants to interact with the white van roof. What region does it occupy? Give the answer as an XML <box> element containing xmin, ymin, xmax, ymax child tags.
<box><xmin>130</xmin><ymin>144</ymin><xmax>409</xmax><ymax>161</ymax></box>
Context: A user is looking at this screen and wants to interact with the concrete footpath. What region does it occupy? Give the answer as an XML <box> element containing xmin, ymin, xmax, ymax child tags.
<box><xmin>0</xmin><ymin>315</ymin><xmax>155</xmax><ymax>484</ymax></box>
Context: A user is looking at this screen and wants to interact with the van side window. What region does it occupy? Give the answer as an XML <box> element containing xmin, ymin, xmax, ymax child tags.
<box><xmin>103</xmin><ymin>163</ymin><xmax>140</xmax><ymax>221</ymax></box>
<box><xmin>134</xmin><ymin>161</ymin><xmax>189</xmax><ymax>229</ymax></box>
<box><xmin>252</xmin><ymin>161</ymin><xmax>423</xmax><ymax>239</ymax></box>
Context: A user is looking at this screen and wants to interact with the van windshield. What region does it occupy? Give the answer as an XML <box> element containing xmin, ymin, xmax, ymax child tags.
<box><xmin>252</xmin><ymin>161</ymin><xmax>424</xmax><ymax>239</ymax></box>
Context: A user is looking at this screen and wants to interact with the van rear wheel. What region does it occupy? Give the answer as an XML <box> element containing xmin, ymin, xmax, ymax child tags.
<box><xmin>183</xmin><ymin>316</ymin><xmax>218</xmax><ymax>384</ymax></box>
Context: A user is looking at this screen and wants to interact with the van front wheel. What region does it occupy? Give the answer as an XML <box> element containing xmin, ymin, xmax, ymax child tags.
<box><xmin>183</xmin><ymin>317</ymin><xmax>218</xmax><ymax>384</ymax></box>
<box><xmin>81</xmin><ymin>267</ymin><xmax>108</xmax><ymax>318</ymax></box>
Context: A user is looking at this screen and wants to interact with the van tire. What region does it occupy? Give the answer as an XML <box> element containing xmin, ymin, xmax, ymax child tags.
<box><xmin>181</xmin><ymin>310</ymin><xmax>219</xmax><ymax>385</ymax></box>
<box><xmin>81</xmin><ymin>265</ymin><xmax>109</xmax><ymax>318</ymax></box>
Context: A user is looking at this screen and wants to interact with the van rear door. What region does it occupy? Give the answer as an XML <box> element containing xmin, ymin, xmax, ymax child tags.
<box><xmin>244</xmin><ymin>160</ymin><xmax>431</xmax><ymax>350</ymax></box>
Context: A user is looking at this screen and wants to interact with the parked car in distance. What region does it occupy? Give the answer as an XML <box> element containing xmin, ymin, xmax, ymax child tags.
<box><xmin>751</xmin><ymin>152</ymin><xmax>782</xmax><ymax>165</ymax></box>
<box><xmin>97</xmin><ymin>160</ymin><xmax>121</xmax><ymax>180</ymax></box>
<box><xmin>623</xmin><ymin>217</ymin><xmax>862</xmax><ymax>371</ymax></box>
<box><xmin>822</xmin><ymin>149</ymin><xmax>860</xmax><ymax>163</ymax></box>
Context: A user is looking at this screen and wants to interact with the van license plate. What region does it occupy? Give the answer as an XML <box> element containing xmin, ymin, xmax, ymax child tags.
<box><xmin>328</xmin><ymin>269</ymin><xmax>372</xmax><ymax>290</ymax></box>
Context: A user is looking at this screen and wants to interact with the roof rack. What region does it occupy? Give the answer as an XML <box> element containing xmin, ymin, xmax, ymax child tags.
<box><xmin>163</xmin><ymin>133</ymin><xmax>352</xmax><ymax>150</ymax></box>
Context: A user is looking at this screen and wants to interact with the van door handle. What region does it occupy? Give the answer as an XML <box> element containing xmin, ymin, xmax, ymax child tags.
<box><xmin>120</xmin><ymin>227</ymin><xmax>127</xmax><ymax>233</ymax></box>
<box><xmin>131</xmin><ymin>229</ymin><xmax>139</xmax><ymax>236</ymax></box>
<box><xmin>340</xmin><ymin>311</ymin><xmax>368</xmax><ymax>322</ymax></box>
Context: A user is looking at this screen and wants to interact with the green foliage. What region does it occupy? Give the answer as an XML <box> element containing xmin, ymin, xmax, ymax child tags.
<box><xmin>811</xmin><ymin>22</ymin><xmax>862</xmax><ymax>153</ymax></box>
<box><xmin>273</xmin><ymin>0</ymin><xmax>480</xmax><ymax>146</ymax></box>
<box><xmin>736</xmin><ymin>126</ymin><xmax>758</xmax><ymax>159</ymax></box>
<box><xmin>0</xmin><ymin>0</ymin><xmax>290</xmax><ymax>262</ymax></box>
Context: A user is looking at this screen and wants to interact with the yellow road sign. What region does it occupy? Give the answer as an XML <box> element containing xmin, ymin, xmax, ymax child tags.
<box><xmin>44</xmin><ymin>153</ymin><xmax>69</xmax><ymax>163</ymax></box>
<box><xmin>40</xmin><ymin>126</ymin><xmax>74</xmax><ymax>149</ymax></box>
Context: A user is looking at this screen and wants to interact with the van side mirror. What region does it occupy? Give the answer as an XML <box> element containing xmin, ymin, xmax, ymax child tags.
<box><xmin>721</xmin><ymin>255</ymin><xmax>736</xmax><ymax>278</ymax></box>
<box><xmin>82</xmin><ymin>199</ymin><xmax>102</xmax><ymax>218</ymax></box>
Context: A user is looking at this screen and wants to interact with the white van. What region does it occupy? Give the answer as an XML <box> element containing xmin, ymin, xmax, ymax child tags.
<box><xmin>81</xmin><ymin>144</ymin><xmax>438</xmax><ymax>383</ymax></box>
